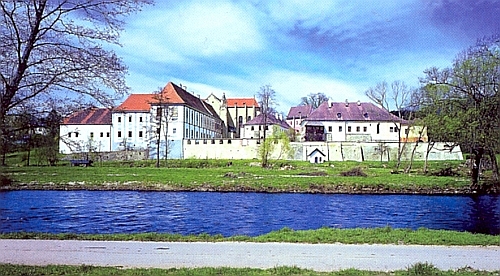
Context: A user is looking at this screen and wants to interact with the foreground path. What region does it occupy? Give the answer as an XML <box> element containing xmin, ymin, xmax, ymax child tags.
<box><xmin>1</xmin><ymin>240</ymin><xmax>499</xmax><ymax>272</ymax></box>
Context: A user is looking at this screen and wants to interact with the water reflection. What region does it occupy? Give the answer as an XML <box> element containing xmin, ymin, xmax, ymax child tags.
<box><xmin>0</xmin><ymin>191</ymin><xmax>499</xmax><ymax>236</ymax></box>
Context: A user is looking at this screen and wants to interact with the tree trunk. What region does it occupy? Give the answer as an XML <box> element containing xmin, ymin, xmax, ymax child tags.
<box><xmin>470</xmin><ymin>147</ymin><xmax>484</xmax><ymax>190</ymax></box>
<box><xmin>423</xmin><ymin>142</ymin><xmax>435</xmax><ymax>174</ymax></box>
<box><xmin>405</xmin><ymin>141</ymin><xmax>419</xmax><ymax>174</ymax></box>
<box><xmin>487</xmin><ymin>150</ymin><xmax>499</xmax><ymax>183</ymax></box>
<box><xmin>0</xmin><ymin>112</ymin><xmax>7</xmax><ymax>166</ymax></box>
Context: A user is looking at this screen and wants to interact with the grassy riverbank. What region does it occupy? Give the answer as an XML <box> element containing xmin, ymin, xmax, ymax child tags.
<box><xmin>0</xmin><ymin>158</ymin><xmax>481</xmax><ymax>193</ymax></box>
<box><xmin>2</xmin><ymin>227</ymin><xmax>499</xmax><ymax>246</ymax></box>
<box><xmin>1</xmin><ymin>263</ymin><xmax>498</xmax><ymax>276</ymax></box>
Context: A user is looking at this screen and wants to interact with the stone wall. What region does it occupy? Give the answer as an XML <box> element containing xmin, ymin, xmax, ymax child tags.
<box><xmin>183</xmin><ymin>139</ymin><xmax>463</xmax><ymax>161</ymax></box>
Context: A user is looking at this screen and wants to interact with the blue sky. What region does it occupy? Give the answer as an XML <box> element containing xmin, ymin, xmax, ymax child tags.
<box><xmin>115</xmin><ymin>0</ymin><xmax>500</xmax><ymax>113</ymax></box>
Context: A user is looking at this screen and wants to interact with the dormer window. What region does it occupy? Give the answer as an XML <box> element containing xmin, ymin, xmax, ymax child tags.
<box><xmin>336</xmin><ymin>112</ymin><xmax>341</xmax><ymax>118</ymax></box>
<box><xmin>363</xmin><ymin>113</ymin><xmax>369</xmax><ymax>118</ymax></box>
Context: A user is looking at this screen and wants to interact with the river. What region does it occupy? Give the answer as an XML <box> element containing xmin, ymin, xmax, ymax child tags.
<box><xmin>1</xmin><ymin>191</ymin><xmax>499</xmax><ymax>236</ymax></box>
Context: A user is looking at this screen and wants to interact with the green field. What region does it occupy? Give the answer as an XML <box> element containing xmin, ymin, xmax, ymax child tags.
<box><xmin>0</xmin><ymin>157</ymin><xmax>477</xmax><ymax>193</ymax></box>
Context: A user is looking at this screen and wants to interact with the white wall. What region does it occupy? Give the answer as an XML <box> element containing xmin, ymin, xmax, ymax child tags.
<box><xmin>183</xmin><ymin>139</ymin><xmax>463</xmax><ymax>162</ymax></box>
<box><xmin>59</xmin><ymin>124</ymin><xmax>112</xmax><ymax>154</ymax></box>
<box><xmin>112</xmin><ymin>111</ymin><xmax>150</xmax><ymax>151</ymax></box>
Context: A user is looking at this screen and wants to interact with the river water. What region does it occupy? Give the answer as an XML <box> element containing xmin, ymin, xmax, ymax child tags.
<box><xmin>1</xmin><ymin>191</ymin><xmax>499</xmax><ymax>236</ymax></box>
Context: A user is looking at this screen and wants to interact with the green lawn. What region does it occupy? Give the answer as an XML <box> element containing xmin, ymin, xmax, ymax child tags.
<box><xmin>2</xmin><ymin>227</ymin><xmax>499</xmax><ymax>246</ymax></box>
<box><xmin>0</xmin><ymin>158</ymin><xmax>475</xmax><ymax>193</ymax></box>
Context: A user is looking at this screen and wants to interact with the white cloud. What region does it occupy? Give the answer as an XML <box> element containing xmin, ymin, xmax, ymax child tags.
<box><xmin>123</xmin><ymin>0</ymin><xmax>264</xmax><ymax>60</ymax></box>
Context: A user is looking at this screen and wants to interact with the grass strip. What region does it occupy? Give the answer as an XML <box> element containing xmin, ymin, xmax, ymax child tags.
<box><xmin>0</xmin><ymin>159</ymin><xmax>480</xmax><ymax>194</ymax></box>
<box><xmin>1</xmin><ymin>227</ymin><xmax>499</xmax><ymax>246</ymax></box>
<box><xmin>0</xmin><ymin>263</ymin><xmax>498</xmax><ymax>275</ymax></box>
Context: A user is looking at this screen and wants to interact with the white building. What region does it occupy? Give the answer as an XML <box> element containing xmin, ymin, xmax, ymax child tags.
<box><xmin>59</xmin><ymin>108</ymin><xmax>112</xmax><ymax>154</ymax></box>
<box><xmin>60</xmin><ymin>82</ymin><xmax>225</xmax><ymax>159</ymax></box>
<box><xmin>292</xmin><ymin>101</ymin><xmax>428</xmax><ymax>143</ymax></box>
<box><xmin>205</xmin><ymin>93</ymin><xmax>260</xmax><ymax>138</ymax></box>
<box><xmin>114</xmin><ymin>82</ymin><xmax>224</xmax><ymax>159</ymax></box>
<box><xmin>241</xmin><ymin>113</ymin><xmax>292</xmax><ymax>140</ymax></box>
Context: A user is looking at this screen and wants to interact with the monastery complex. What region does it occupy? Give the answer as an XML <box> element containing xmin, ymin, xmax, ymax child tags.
<box><xmin>59</xmin><ymin>82</ymin><xmax>463</xmax><ymax>162</ymax></box>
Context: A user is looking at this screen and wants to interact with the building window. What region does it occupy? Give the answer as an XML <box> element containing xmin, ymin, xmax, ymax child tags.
<box><xmin>68</xmin><ymin>132</ymin><xmax>72</xmax><ymax>138</ymax></box>
<box><xmin>75</xmin><ymin>132</ymin><xmax>79</xmax><ymax>138</ymax></box>
<box><xmin>211</xmin><ymin>139</ymin><xmax>215</xmax><ymax>144</ymax></box>
<box><xmin>337</xmin><ymin>112</ymin><xmax>341</xmax><ymax>118</ymax></box>
<box><xmin>156</xmin><ymin>107</ymin><xmax>162</xmax><ymax>118</ymax></box>
<box><xmin>106</xmin><ymin>132</ymin><xmax>110</xmax><ymax>137</ymax></box>
<box><xmin>251</xmin><ymin>126</ymin><xmax>254</xmax><ymax>131</ymax></box>
<box><xmin>363</xmin><ymin>126</ymin><xmax>367</xmax><ymax>132</ymax></box>
<box><xmin>128</xmin><ymin>131</ymin><xmax>132</xmax><ymax>138</ymax></box>
<box><xmin>390</xmin><ymin>127</ymin><xmax>394</xmax><ymax>132</ymax></box>
<box><xmin>139</xmin><ymin>131</ymin><xmax>143</xmax><ymax>138</ymax></box>
<box><xmin>118</xmin><ymin>117</ymin><xmax>121</xmax><ymax>123</ymax></box>
<box><xmin>227</xmin><ymin>139</ymin><xmax>232</xmax><ymax>144</ymax></box>
<box><xmin>247</xmin><ymin>116</ymin><xmax>251</xmax><ymax>121</ymax></box>
<box><xmin>347</xmin><ymin>126</ymin><xmax>351</xmax><ymax>132</ymax></box>
<box><xmin>118</xmin><ymin>131</ymin><xmax>122</xmax><ymax>138</ymax></box>
<box><xmin>405</xmin><ymin>128</ymin><xmax>410</xmax><ymax>135</ymax></box>
<box><xmin>356</xmin><ymin>126</ymin><xmax>360</xmax><ymax>132</ymax></box>
<box><xmin>377</xmin><ymin>123</ymin><xmax>380</xmax><ymax>134</ymax></box>
<box><xmin>173</xmin><ymin>128</ymin><xmax>176</xmax><ymax>134</ymax></box>
<box><xmin>328</xmin><ymin>126</ymin><xmax>332</xmax><ymax>132</ymax></box>
<box><xmin>139</xmin><ymin>116</ymin><xmax>143</xmax><ymax>122</ymax></box>
<box><xmin>100</xmin><ymin>132</ymin><xmax>103</xmax><ymax>137</ymax></box>
<box><xmin>238</xmin><ymin>116</ymin><xmax>243</xmax><ymax>124</ymax></box>
<box><xmin>128</xmin><ymin>116</ymin><xmax>132</xmax><ymax>122</ymax></box>
<box><xmin>339</xmin><ymin>126</ymin><xmax>343</xmax><ymax>132</ymax></box>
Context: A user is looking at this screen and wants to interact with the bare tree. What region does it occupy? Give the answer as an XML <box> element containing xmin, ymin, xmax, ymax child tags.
<box><xmin>300</xmin><ymin>92</ymin><xmax>330</xmax><ymax>109</ymax></box>
<box><xmin>257</xmin><ymin>84</ymin><xmax>277</xmax><ymax>167</ymax></box>
<box><xmin>365</xmin><ymin>80</ymin><xmax>413</xmax><ymax>171</ymax></box>
<box><xmin>151</xmin><ymin>88</ymin><xmax>174</xmax><ymax>168</ymax></box>
<box><xmin>0</xmin><ymin>0</ymin><xmax>152</xmax><ymax>165</ymax></box>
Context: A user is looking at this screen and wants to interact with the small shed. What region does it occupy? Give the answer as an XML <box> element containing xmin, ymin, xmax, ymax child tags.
<box><xmin>308</xmin><ymin>148</ymin><xmax>326</xmax><ymax>164</ymax></box>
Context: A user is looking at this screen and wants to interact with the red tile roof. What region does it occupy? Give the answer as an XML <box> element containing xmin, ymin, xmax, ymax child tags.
<box><xmin>227</xmin><ymin>98</ymin><xmax>259</xmax><ymax>107</ymax></box>
<box><xmin>62</xmin><ymin>108</ymin><xmax>112</xmax><ymax>125</ymax></box>
<box><xmin>116</xmin><ymin>82</ymin><xmax>221</xmax><ymax>120</ymax></box>
<box><xmin>116</xmin><ymin>94</ymin><xmax>156</xmax><ymax>112</ymax></box>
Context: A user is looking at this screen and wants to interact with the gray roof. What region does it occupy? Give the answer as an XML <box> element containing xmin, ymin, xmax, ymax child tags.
<box><xmin>306</xmin><ymin>101</ymin><xmax>405</xmax><ymax>122</ymax></box>
<box><xmin>286</xmin><ymin>105</ymin><xmax>313</xmax><ymax>119</ymax></box>
<box><xmin>244</xmin><ymin>113</ymin><xmax>291</xmax><ymax>129</ymax></box>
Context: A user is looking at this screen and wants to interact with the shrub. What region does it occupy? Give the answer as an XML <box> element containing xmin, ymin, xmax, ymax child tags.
<box><xmin>340</xmin><ymin>167</ymin><xmax>367</xmax><ymax>177</ymax></box>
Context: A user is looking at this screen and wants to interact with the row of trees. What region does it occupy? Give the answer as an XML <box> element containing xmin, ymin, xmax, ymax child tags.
<box><xmin>362</xmin><ymin>36</ymin><xmax>500</xmax><ymax>190</ymax></box>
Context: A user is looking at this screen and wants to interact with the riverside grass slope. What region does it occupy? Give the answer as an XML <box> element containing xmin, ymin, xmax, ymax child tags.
<box><xmin>0</xmin><ymin>158</ymin><xmax>480</xmax><ymax>194</ymax></box>
<box><xmin>2</xmin><ymin>226</ymin><xmax>500</xmax><ymax>246</ymax></box>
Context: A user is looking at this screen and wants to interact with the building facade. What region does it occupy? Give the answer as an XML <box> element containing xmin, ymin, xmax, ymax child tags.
<box><xmin>289</xmin><ymin>101</ymin><xmax>428</xmax><ymax>143</ymax></box>
<box><xmin>59</xmin><ymin>108</ymin><xmax>112</xmax><ymax>154</ymax></box>
<box><xmin>60</xmin><ymin>82</ymin><xmax>225</xmax><ymax>159</ymax></box>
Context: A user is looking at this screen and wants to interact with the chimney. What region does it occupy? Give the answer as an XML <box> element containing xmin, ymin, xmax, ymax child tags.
<box><xmin>357</xmin><ymin>100</ymin><xmax>361</xmax><ymax>106</ymax></box>
<box><xmin>345</xmin><ymin>99</ymin><xmax>349</xmax><ymax>107</ymax></box>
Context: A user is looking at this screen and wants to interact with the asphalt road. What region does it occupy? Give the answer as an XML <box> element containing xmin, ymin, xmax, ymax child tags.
<box><xmin>1</xmin><ymin>239</ymin><xmax>499</xmax><ymax>272</ymax></box>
